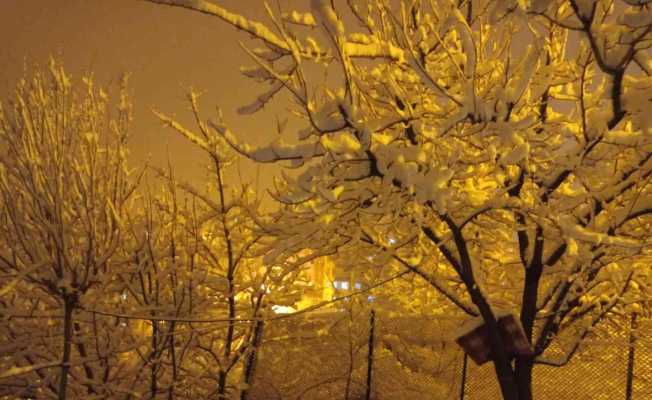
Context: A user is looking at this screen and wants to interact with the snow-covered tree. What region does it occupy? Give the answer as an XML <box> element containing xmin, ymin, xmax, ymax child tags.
<box><xmin>144</xmin><ymin>1</ymin><xmax>652</xmax><ymax>399</ymax></box>
<box><xmin>0</xmin><ymin>59</ymin><xmax>140</xmax><ymax>399</ymax></box>
<box><xmin>0</xmin><ymin>59</ymin><xmax>311</xmax><ymax>399</ymax></box>
<box><xmin>152</xmin><ymin>91</ymin><xmax>306</xmax><ymax>399</ymax></box>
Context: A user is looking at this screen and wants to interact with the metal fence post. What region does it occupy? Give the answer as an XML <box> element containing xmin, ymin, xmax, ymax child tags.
<box><xmin>365</xmin><ymin>309</ymin><xmax>376</xmax><ymax>400</ymax></box>
<box><xmin>625</xmin><ymin>312</ymin><xmax>638</xmax><ymax>400</ymax></box>
<box><xmin>460</xmin><ymin>352</ymin><xmax>468</xmax><ymax>400</ymax></box>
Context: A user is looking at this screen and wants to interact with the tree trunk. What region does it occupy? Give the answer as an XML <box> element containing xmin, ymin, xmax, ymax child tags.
<box><xmin>151</xmin><ymin>319</ymin><xmax>159</xmax><ymax>399</ymax></box>
<box><xmin>515</xmin><ymin>357</ymin><xmax>534</xmax><ymax>400</ymax></box>
<box><xmin>218</xmin><ymin>280</ymin><xmax>236</xmax><ymax>399</ymax></box>
<box><xmin>445</xmin><ymin>220</ymin><xmax>520</xmax><ymax>400</ymax></box>
<box><xmin>468</xmin><ymin>289</ymin><xmax>519</xmax><ymax>400</ymax></box>
<box><xmin>217</xmin><ymin>370</ymin><xmax>228</xmax><ymax>400</ymax></box>
<box><xmin>58</xmin><ymin>295</ymin><xmax>75</xmax><ymax>400</ymax></box>
<box><xmin>168</xmin><ymin>321</ymin><xmax>178</xmax><ymax>400</ymax></box>
<box><xmin>240</xmin><ymin>319</ymin><xmax>264</xmax><ymax>400</ymax></box>
<box><xmin>73</xmin><ymin>322</ymin><xmax>97</xmax><ymax>395</ymax></box>
<box><xmin>514</xmin><ymin>241</ymin><xmax>543</xmax><ymax>400</ymax></box>
<box><xmin>491</xmin><ymin>357</ymin><xmax>519</xmax><ymax>400</ymax></box>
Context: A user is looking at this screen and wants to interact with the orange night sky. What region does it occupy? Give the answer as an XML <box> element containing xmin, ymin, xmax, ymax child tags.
<box><xmin>0</xmin><ymin>0</ymin><xmax>298</xmax><ymax>195</ymax></box>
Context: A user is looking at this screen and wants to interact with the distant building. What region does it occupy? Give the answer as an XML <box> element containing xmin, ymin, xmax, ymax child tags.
<box><xmin>290</xmin><ymin>256</ymin><xmax>371</xmax><ymax>313</ymax></box>
<box><xmin>294</xmin><ymin>256</ymin><xmax>335</xmax><ymax>311</ymax></box>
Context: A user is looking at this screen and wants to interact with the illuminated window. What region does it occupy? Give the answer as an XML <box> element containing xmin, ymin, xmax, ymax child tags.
<box><xmin>333</xmin><ymin>280</ymin><xmax>350</xmax><ymax>290</ymax></box>
<box><xmin>354</xmin><ymin>282</ymin><xmax>362</xmax><ymax>289</ymax></box>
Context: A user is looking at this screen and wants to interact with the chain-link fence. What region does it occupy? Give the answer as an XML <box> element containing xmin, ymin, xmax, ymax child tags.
<box><xmin>461</xmin><ymin>316</ymin><xmax>652</xmax><ymax>400</ymax></box>
<box><xmin>246</xmin><ymin>309</ymin><xmax>650</xmax><ymax>400</ymax></box>
<box><xmin>247</xmin><ymin>307</ymin><xmax>464</xmax><ymax>400</ymax></box>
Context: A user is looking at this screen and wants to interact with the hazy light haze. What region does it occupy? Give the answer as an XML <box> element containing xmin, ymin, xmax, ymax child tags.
<box><xmin>0</xmin><ymin>0</ymin><xmax>297</xmax><ymax>195</ymax></box>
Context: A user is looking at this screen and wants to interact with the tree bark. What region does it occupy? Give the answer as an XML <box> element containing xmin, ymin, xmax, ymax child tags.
<box><xmin>168</xmin><ymin>321</ymin><xmax>177</xmax><ymax>400</ymax></box>
<box><xmin>240</xmin><ymin>319</ymin><xmax>264</xmax><ymax>400</ymax></box>
<box><xmin>58</xmin><ymin>295</ymin><xmax>76</xmax><ymax>400</ymax></box>
<box><xmin>514</xmin><ymin>262</ymin><xmax>543</xmax><ymax>400</ymax></box>
<box><xmin>515</xmin><ymin>358</ymin><xmax>534</xmax><ymax>400</ymax></box>
<box><xmin>469</xmin><ymin>289</ymin><xmax>520</xmax><ymax>400</ymax></box>
<box><xmin>151</xmin><ymin>319</ymin><xmax>159</xmax><ymax>399</ymax></box>
<box><xmin>488</xmin><ymin>340</ymin><xmax>519</xmax><ymax>400</ymax></box>
<box><xmin>217</xmin><ymin>279</ymin><xmax>236</xmax><ymax>399</ymax></box>
<box><xmin>73</xmin><ymin>322</ymin><xmax>98</xmax><ymax>395</ymax></box>
<box><xmin>463</xmin><ymin>285</ymin><xmax>519</xmax><ymax>400</ymax></box>
<box><xmin>216</xmin><ymin>157</ymin><xmax>236</xmax><ymax>400</ymax></box>
<box><xmin>440</xmin><ymin>217</ymin><xmax>519</xmax><ymax>400</ymax></box>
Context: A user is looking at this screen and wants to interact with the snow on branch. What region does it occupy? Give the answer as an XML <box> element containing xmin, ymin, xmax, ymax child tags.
<box><xmin>144</xmin><ymin>0</ymin><xmax>291</xmax><ymax>52</ymax></box>
<box><xmin>342</xmin><ymin>40</ymin><xmax>406</xmax><ymax>62</ymax></box>
<box><xmin>0</xmin><ymin>361</ymin><xmax>61</xmax><ymax>379</ymax></box>
<box><xmin>557</xmin><ymin>215</ymin><xmax>643</xmax><ymax>248</ymax></box>
<box><xmin>208</xmin><ymin>119</ymin><xmax>325</xmax><ymax>165</ymax></box>
<box><xmin>154</xmin><ymin>109</ymin><xmax>213</xmax><ymax>154</ymax></box>
<box><xmin>140</xmin><ymin>2</ymin><xmax>652</xmax><ymax>391</ymax></box>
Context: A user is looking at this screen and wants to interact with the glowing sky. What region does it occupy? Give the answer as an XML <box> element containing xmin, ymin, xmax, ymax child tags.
<box><xmin>0</xmin><ymin>0</ymin><xmax>293</xmax><ymax>194</ymax></box>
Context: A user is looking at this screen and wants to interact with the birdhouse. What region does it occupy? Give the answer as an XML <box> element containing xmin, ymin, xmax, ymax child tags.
<box><xmin>455</xmin><ymin>312</ymin><xmax>533</xmax><ymax>365</ymax></box>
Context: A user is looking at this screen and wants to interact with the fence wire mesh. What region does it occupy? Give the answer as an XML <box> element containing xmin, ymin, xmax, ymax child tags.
<box><xmin>3</xmin><ymin>304</ymin><xmax>646</xmax><ymax>399</ymax></box>
<box><xmin>248</xmin><ymin>308</ymin><xmax>464</xmax><ymax>400</ymax></box>
<box><xmin>248</xmin><ymin>311</ymin><xmax>650</xmax><ymax>400</ymax></box>
<box><xmin>462</xmin><ymin>317</ymin><xmax>652</xmax><ymax>400</ymax></box>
